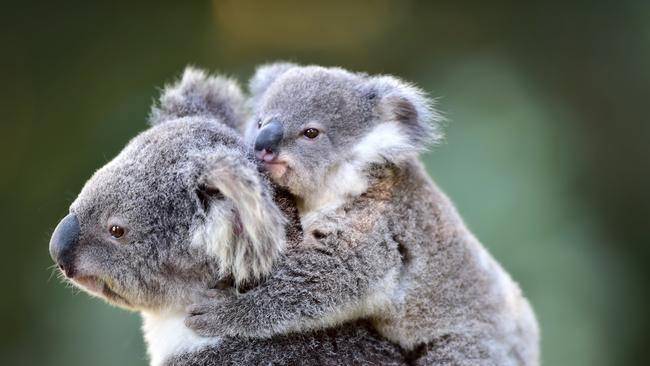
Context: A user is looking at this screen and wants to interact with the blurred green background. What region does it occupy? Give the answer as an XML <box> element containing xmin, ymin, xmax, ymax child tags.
<box><xmin>2</xmin><ymin>1</ymin><xmax>648</xmax><ymax>365</ymax></box>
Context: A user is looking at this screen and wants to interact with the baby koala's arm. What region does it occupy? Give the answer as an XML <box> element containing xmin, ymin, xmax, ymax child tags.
<box><xmin>185</xmin><ymin>206</ymin><xmax>402</xmax><ymax>338</ymax></box>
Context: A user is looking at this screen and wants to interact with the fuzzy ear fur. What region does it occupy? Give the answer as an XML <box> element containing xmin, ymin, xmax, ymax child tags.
<box><xmin>365</xmin><ymin>75</ymin><xmax>444</xmax><ymax>151</ymax></box>
<box><xmin>149</xmin><ymin>67</ymin><xmax>247</xmax><ymax>131</ymax></box>
<box><xmin>192</xmin><ymin>154</ymin><xmax>287</xmax><ymax>287</ymax></box>
<box><xmin>248</xmin><ymin>62</ymin><xmax>298</xmax><ymax>104</ymax></box>
<box><xmin>242</xmin><ymin>62</ymin><xmax>298</xmax><ymax>143</ymax></box>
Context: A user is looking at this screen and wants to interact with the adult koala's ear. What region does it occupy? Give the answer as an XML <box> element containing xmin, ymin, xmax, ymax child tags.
<box><xmin>362</xmin><ymin>75</ymin><xmax>444</xmax><ymax>156</ymax></box>
<box><xmin>248</xmin><ymin>62</ymin><xmax>298</xmax><ymax>105</ymax></box>
<box><xmin>149</xmin><ymin>66</ymin><xmax>247</xmax><ymax>132</ymax></box>
<box><xmin>192</xmin><ymin>154</ymin><xmax>287</xmax><ymax>287</ymax></box>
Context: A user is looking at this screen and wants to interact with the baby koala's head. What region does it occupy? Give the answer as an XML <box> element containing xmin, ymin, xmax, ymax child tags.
<box><xmin>48</xmin><ymin>68</ymin><xmax>287</xmax><ymax>312</ymax></box>
<box><xmin>247</xmin><ymin>63</ymin><xmax>442</xmax><ymax>205</ymax></box>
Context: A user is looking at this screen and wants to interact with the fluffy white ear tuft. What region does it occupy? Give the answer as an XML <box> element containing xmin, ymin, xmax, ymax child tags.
<box><xmin>193</xmin><ymin>155</ymin><xmax>287</xmax><ymax>287</ymax></box>
<box><xmin>351</xmin><ymin>121</ymin><xmax>415</xmax><ymax>165</ymax></box>
<box><xmin>365</xmin><ymin>75</ymin><xmax>445</xmax><ymax>152</ymax></box>
<box><xmin>149</xmin><ymin>66</ymin><xmax>247</xmax><ymax>132</ymax></box>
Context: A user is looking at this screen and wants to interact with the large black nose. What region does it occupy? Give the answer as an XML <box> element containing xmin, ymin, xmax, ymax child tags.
<box><xmin>49</xmin><ymin>213</ymin><xmax>80</xmax><ymax>277</ymax></box>
<box><xmin>254</xmin><ymin>119</ymin><xmax>283</xmax><ymax>153</ymax></box>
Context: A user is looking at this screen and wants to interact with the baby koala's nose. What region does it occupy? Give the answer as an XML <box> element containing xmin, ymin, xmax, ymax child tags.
<box><xmin>256</xmin><ymin>149</ymin><xmax>278</xmax><ymax>162</ymax></box>
<box><xmin>254</xmin><ymin>119</ymin><xmax>283</xmax><ymax>155</ymax></box>
<box><xmin>49</xmin><ymin>213</ymin><xmax>80</xmax><ymax>278</ymax></box>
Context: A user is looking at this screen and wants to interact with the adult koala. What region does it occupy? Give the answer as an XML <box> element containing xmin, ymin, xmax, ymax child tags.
<box><xmin>48</xmin><ymin>68</ymin><xmax>407</xmax><ymax>366</ymax></box>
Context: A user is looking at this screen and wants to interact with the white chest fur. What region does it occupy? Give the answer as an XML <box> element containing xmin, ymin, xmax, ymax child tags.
<box><xmin>141</xmin><ymin>311</ymin><xmax>222</xmax><ymax>366</ymax></box>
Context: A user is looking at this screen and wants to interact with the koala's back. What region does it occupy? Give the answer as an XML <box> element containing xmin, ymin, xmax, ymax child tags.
<box><xmin>345</xmin><ymin>160</ymin><xmax>539</xmax><ymax>365</ymax></box>
<box><xmin>166</xmin><ymin>320</ymin><xmax>407</xmax><ymax>366</ymax></box>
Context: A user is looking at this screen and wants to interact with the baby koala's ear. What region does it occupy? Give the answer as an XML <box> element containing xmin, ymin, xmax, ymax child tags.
<box><xmin>149</xmin><ymin>66</ymin><xmax>247</xmax><ymax>132</ymax></box>
<box><xmin>364</xmin><ymin>75</ymin><xmax>444</xmax><ymax>151</ymax></box>
<box><xmin>193</xmin><ymin>154</ymin><xmax>287</xmax><ymax>288</ymax></box>
<box><xmin>248</xmin><ymin>62</ymin><xmax>298</xmax><ymax>104</ymax></box>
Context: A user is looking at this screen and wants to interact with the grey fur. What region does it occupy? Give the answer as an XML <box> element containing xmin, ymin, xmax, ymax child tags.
<box><xmin>166</xmin><ymin>319</ymin><xmax>406</xmax><ymax>366</ymax></box>
<box><xmin>50</xmin><ymin>67</ymin><xmax>406</xmax><ymax>366</ymax></box>
<box><xmin>247</xmin><ymin>62</ymin><xmax>297</xmax><ymax>107</ymax></box>
<box><xmin>185</xmin><ymin>64</ymin><xmax>540</xmax><ymax>365</ymax></box>
<box><xmin>149</xmin><ymin>67</ymin><xmax>247</xmax><ymax>132</ymax></box>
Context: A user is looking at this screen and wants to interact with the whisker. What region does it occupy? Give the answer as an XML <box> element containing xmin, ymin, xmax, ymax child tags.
<box><xmin>46</xmin><ymin>264</ymin><xmax>60</xmax><ymax>282</ymax></box>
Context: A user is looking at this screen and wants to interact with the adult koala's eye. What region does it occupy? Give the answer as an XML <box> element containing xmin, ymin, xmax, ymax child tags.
<box><xmin>109</xmin><ymin>225</ymin><xmax>125</xmax><ymax>239</ymax></box>
<box><xmin>257</xmin><ymin>119</ymin><xmax>263</xmax><ymax>128</ymax></box>
<box><xmin>303</xmin><ymin>128</ymin><xmax>319</xmax><ymax>139</ymax></box>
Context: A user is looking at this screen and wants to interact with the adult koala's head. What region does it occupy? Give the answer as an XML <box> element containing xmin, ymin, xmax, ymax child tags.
<box><xmin>49</xmin><ymin>68</ymin><xmax>286</xmax><ymax>312</ymax></box>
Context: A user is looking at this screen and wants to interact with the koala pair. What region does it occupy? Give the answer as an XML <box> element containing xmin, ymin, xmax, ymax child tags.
<box><xmin>50</xmin><ymin>64</ymin><xmax>539</xmax><ymax>365</ymax></box>
<box><xmin>183</xmin><ymin>64</ymin><xmax>540</xmax><ymax>366</ymax></box>
<box><xmin>49</xmin><ymin>69</ymin><xmax>408</xmax><ymax>366</ymax></box>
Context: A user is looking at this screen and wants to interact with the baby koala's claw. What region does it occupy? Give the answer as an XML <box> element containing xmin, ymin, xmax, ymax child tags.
<box><xmin>212</xmin><ymin>275</ymin><xmax>235</xmax><ymax>290</ymax></box>
<box><xmin>190</xmin><ymin>284</ymin><xmax>231</xmax><ymax>304</ymax></box>
<box><xmin>186</xmin><ymin>302</ymin><xmax>212</xmax><ymax>316</ymax></box>
<box><xmin>201</xmin><ymin>288</ymin><xmax>222</xmax><ymax>298</ymax></box>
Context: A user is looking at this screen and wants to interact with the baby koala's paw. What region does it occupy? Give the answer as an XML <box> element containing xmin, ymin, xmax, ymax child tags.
<box><xmin>185</xmin><ymin>289</ymin><xmax>236</xmax><ymax>337</ymax></box>
<box><xmin>185</xmin><ymin>287</ymin><xmax>275</xmax><ymax>338</ymax></box>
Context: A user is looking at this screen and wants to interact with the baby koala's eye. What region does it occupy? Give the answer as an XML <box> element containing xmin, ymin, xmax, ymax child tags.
<box><xmin>257</xmin><ymin>119</ymin><xmax>263</xmax><ymax>128</ymax></box>
<box><xmin>109</xmin><ymin>225</ymin><xmax>125</xmax><ymax>239</ymax></box>
<box><xmin>303</xmin><ymin>128</ymin><xmax>320</xmax><ymax>139</ymax></box>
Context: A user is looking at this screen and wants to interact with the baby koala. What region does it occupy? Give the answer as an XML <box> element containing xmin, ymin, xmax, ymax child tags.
<box><xmin>186</xmin><ymin>63</ymin><xmax>540</xmax><ymax>365</ymax></box>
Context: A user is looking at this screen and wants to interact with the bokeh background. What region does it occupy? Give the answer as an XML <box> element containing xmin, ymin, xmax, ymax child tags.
<box><xmin>2</xmin><ymin>1</ymin><xmax>648</xmax><ymax>365</ymax></box>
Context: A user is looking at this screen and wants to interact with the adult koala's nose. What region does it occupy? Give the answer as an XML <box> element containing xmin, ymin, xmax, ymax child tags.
<box><xmin>49</xmin><ymin>213</ymin><xmax>80</xmax><ymax>278</ymax></box>
<box><xmin>254</xmin><ymin>119</ymin><xmax>283</xmax><ymax>159</ymax></box>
